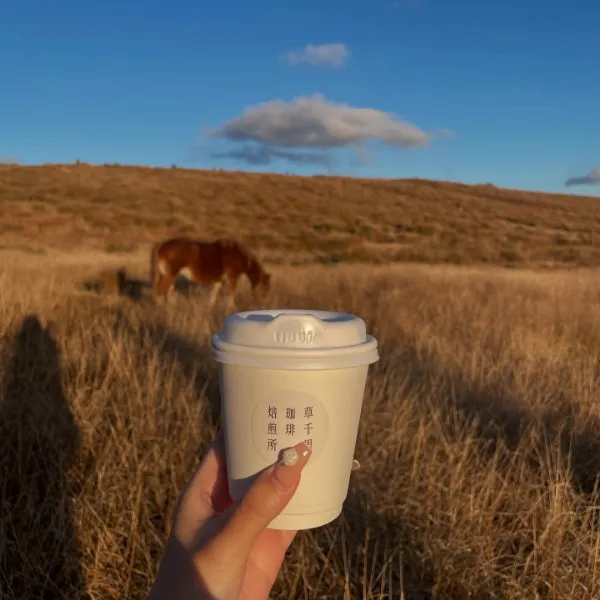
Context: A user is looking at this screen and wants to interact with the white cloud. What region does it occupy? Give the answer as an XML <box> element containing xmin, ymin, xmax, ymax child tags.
<box><xmin>565</xmin><ymin>167</ymin><xmax>600</xmax><ymax>187</ymax></box>
<box><xmin>210</xmin><ymin>94</ymin><xmax>433</xmax><ymax>152</ymax></box>
<box><xmin>281</xmin><ymin>44</ymin><xmax>349</xmax><ymax>68</ymax></box>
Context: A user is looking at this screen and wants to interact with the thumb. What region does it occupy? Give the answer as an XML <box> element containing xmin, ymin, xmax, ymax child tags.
<box><xmin>204</xmin><ymin>442</ymin><xmax>311</xmax><ymax>559</ymax></box>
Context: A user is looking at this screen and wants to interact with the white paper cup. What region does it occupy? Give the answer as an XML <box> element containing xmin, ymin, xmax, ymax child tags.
<box><xmin>211</xmin><ymin>309</ymin><xmax>379</xmax><ymax>530</ymax></box>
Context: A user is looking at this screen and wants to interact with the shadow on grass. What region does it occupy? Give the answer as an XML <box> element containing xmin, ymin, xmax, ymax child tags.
<box><xmin>0</xmin><ymin>314</ymin><xmax>89</xmax><ymax>600</ymax></box>
<box><xmin>110</xmin><ymin>307</ymin><xmax>222</xmax><ymax>429</ymax></box>
<box><xmin>284</xmin><ymin>487</ymin><xmax>436</xmax><ymax>600</ymax></box>
<box><xmin>81</xmin><ymin>267</ymin><xmax>201</xmax><ymax>304</ymax></box>
<box><xmin>116</xmin><ymin>267</ymin><xmax>150</xmax><ymax>302</ymax></box>
<box><xmin>393</xmin><ymin>334</ymin><xmax>600</xmax><ymax>497</ymax></box>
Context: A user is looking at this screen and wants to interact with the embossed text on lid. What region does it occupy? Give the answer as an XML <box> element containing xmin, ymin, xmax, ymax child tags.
<box><xmin>211</xmin><ymin>309</ymin><xmax>379</xmax><ymax>370</ymax></box>
<box><xmin>219</xmin><ymin>309</ymin><xmax>367</xmax><ymax>349</ymax></box>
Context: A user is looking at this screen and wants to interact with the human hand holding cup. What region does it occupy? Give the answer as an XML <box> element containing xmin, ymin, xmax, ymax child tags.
<box><xmin>211</xmin><ymin>309</ymin><xmax>379</xmax><ymax>530</ymax></box>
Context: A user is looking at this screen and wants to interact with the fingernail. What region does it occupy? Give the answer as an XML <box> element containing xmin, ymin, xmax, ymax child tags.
<box><xmin>282</xmin><ymin>447</ymin><xmax>299</xmax><ymax>466</ymax></box>
<box><xmin>352</xmin><ymin>459</ymin><xmax>361</xmax><ymax>471</ymax></box>
<box><xmin>272</xmin><ymin>442</ymin><xmax>312</xmax><ymax>492</ymax></box>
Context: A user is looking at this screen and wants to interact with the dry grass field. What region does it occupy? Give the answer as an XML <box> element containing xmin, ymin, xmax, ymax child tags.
<box><xmin>2</xmin><ymin>162</ymin><xmax>600</xmax><ymax>267</ymax></box>
<box><xmin>2</xmin><ymin>164</ymin><xmax>600</xmax><ymax>599</ymax></box>
<box><xmin>1</xmin><ymin>248</ymin><xmax>600</xmax><ymax>599</ymax></box>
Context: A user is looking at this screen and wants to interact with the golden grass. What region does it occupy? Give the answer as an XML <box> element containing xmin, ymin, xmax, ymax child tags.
<box><xmin>2</xmin><ymin>253</ymin><xmax>600</xmax><ymax>599</ymax></box>
<box><xmin>2</xmin><ymin>163</ymin><xmax>600</xmax><ymax>267</ymax></box>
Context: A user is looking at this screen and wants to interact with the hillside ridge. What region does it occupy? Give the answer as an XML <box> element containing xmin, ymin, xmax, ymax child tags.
<box><xmin>1</xmin><ymin>163</ymin><xmax>599</xmax><ymax>267</ymax></box>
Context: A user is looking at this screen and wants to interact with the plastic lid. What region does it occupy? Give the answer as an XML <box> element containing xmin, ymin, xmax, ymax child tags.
<box><xmin>211</xmin><ymin>309</ymin><xmax>379</xmax><ymax>370</ymax></box>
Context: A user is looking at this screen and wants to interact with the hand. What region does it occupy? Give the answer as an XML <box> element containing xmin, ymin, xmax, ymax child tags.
<box><xmin>147</xmin><ymin>431</ymin><xmax>312</xmax><ymax>600</ymax></box>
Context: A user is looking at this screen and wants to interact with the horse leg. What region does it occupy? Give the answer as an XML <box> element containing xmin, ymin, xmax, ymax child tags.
<box><xmin>225</xmin><ymin>293</ymin><xmax>236</xmax><ymax>314</ymax></box>
<box><xmin>167</xmin><ymin>278</ymin><xmax>177</xmax><ymax>304</ymax></box>
<box><xmin>153</xmin><ymin>272</ymin><xmax>164</xmax><ymax>299</ymax></box>
<box><xmin>207</xmin><ymin>280</ymin><xmax>222</xmax><ymax>311</ymax></box>
<box><xmin>224</xmin><ymin>274</ymin><xmax>238</xmax><ymax>313</ymax></box>
<box><xmin>156</xmin><ymin>272</ymin><xmax>175</xmax><ymax>304</ymax></box>
<box><xmin>153</xmin><ymin>273</ymin><xmax>166</xmax><ymax>304</ymax></box>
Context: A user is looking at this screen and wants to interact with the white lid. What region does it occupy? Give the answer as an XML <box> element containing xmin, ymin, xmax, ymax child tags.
<box><xmin>211</xmin><ymin>309</ymin><xmax>379</xmax><ymax>370</ymax></box>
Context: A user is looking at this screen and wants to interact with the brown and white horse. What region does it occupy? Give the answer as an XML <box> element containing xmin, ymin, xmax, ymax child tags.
<box><xmin>149</xmin><ymin>237</ymin><xmax>272</xmax><ymax>310</ymax></box>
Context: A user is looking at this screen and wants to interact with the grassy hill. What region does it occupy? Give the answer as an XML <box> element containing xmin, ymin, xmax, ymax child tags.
<box><xmin>2</xmin><ymin>164</ymin><xmax>600</xmax><ymax>598</ymax></box>
<box><xmin>1</xmin><ymin>162</ymin><xmax>600</xmax><ymax>266</ymax></box>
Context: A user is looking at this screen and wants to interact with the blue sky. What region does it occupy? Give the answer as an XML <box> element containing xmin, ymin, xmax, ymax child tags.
<box><xmin>1</xmin><ymin>0</ymin><xmax>599</xmax><ymax>196</ymax></box>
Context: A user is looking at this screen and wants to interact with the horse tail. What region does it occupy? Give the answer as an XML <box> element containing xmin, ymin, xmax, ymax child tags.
<box><xmin>149</xmin><ymin>242</ymin><xmax>160</xmax><ymax>293</ymax></box>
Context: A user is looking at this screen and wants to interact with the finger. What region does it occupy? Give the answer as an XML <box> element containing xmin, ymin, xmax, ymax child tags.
<box><xmin>233</xmin><ymin>527</ymin><xmax>298</xmax><ymax>596</ymax></box>
<box><xmin>207</xmin><ymin>432</ymin><xmax>233</xmax><ymax>514</ymax></box>
<box><xmin>352</xmin><ymin>459</ymin><xmax>361</xmax><ymax>471</ymax></box>
<box><xmin>248</xmin><ymin>527</ymin><xmax>298</xmax><ymax>574</ymax></box>
<box><xmin>173</xmin><ymin>431</ymin><xmax>228</xmax><ymax>545</ymax></box>
<box><xmin>200</xmin><ymin>442</ymin><xmax>312</xmax><ymax>565</ymax></box>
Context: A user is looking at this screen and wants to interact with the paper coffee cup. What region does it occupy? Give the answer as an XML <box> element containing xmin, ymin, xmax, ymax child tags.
<box><xmin>211</xmin><ymin>309</ymin><xmax>379</xmax><ymax>530</ymax></box>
